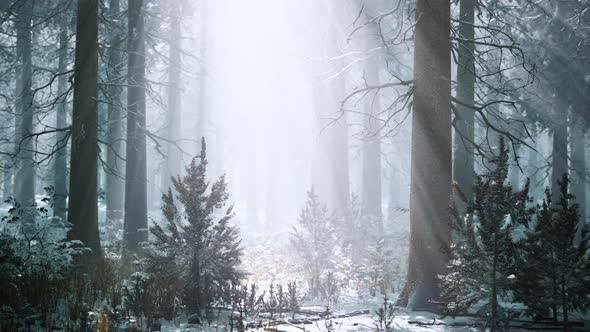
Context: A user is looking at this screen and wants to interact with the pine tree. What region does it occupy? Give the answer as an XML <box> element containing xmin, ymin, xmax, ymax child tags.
<box><xmin>515</xmin><ymin>175</ymin><xmax>590</xmax><ymax>327</ymax></box>
<box><xmin>290</xmin><ymin>189</ymin><xmax>336</xmax><ymax>297</ymax></box>
<box><xmin>149</xmin><ymin>138</ymin><xmax>243</xmax><ymax>314</ymax></box>
<box><xmin>441</xmin><ymin>205</ymin><xmax>481</xmax><ymax>315</ymax></box>
<box><xmin>442</xmin><ymin>137</ymin><xmax>533</xmax><ymax>331</ymax></box>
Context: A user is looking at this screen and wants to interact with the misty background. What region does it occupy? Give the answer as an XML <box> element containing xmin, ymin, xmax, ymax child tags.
<box><xmin>141</xmin><ymin>0</ymin><xmax>413</xmax><ymax>235</ymax></box>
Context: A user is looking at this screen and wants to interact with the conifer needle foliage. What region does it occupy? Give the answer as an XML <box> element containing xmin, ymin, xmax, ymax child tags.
<box><xmin>442</xmin><ymin>137</ymin><xmax>533</xmax><ymax>328</ymax></box>
<box><xmin>149</xmin><ymin>138</ymin><xmax>243</xmax><ymax>314</ymax></box>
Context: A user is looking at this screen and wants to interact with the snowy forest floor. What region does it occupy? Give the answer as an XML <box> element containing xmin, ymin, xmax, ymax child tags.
<box><xmin>3</xmin><ymin>199</ymin><xmax>588</xmax><ymax>331</ymax></box>
<box><xmin>158</xmin><ymin>304</ymin><xmax>589</xmax><ymax>332</ymax></box>
<box><xmin>155</xmin><ymin>224</ymin><xmax>588</xmax><ymax>332</ymax></box>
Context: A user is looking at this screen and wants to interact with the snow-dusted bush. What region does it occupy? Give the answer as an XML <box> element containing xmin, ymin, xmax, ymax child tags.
<box><xmin>122</xmin><ymin>268</ymin><xmax>154</xmax><ymax>322</ymax></box>
<box><xmin>290</xmin><ymin>189</ymin><xmax>337</xmax><ymax>297</ymax></box>
<box><xmin>232</xmin><ymin>281</ymin><xmax>303</xmax><ymax>320</ymax></box>
<box><xmin>373</xmin><ymin>295</ymin><xmax>399</xmax><ymax>332</ymax></box>
<box><xmin>366</xmin><ymin>237</ymin><xmax>402</xmax><ymax>297</ymax></box>
<box><xmin>318</xmin><ymin>271</ymin><xmax>341</xmax><ymax>306</ymax></box>
<box><xmin>337</xmin><ymin>196</ymin><xmax>406</xmax><ymax>301</ymax></box>
<box><xmin>0</xmin><ymin>194</ymin><xmax>86</xmax><ymax>329</ymax></box>
<box><xmin>287</xmin><ymin>281</ymin><xmax>301</xmax><ymax>318</ymax></box>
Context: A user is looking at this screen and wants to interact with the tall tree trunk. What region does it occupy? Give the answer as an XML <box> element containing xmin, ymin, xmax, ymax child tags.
<box><xmin>310</xmin><ymin>85</ymin><xmax>331</xmax><ymax>209</ymax></box>
<box><xmin>551</xmin><ymin>1</ymin><xmax>570</xmax><ymax>203</ymax></box>
<box><xmin>388</xmin><ymin>158</ymin><xmax>398</xmax><ymax>220</ymax></box>
<box><xmin>67</xmin><ymin>0</ymin><xmax>101</xmax><ymax>259</ymax></box>
<box><xmin>329</xmin><ymin>1</ymin><xmax>350</xmax><ymax>217</ymax></box>
<box><xmin>163</xmin><ymin>2</ymin><xmax>182</xmax><ymax>191</ymax></box>
<box><xmin>509</xmin><ymin>144</ymin><xmax>521</xmax><ymax>190</ymax></box>
<box><xmin>361</xmin><ymin>26</ymin><xmax>382</xmax><ymax>219</ymax></box>
<box><xmin>146</xmin><ymin>155</ymin><xmax>156</xmax><ymax>209</ymax></box>
<box><xmin>551</xmin><ymin>92</ymin><xmax>568</xmax><ymax>202</ymax></box>
<box><xmin>265</xmin><ymin>167</ymin><xmax>280</xmax><ymax>227</ymax></box>
<box><xmin>105</xmin><ymin>0</ymin><xmax>125</xmax><ymax>222</ymax></box>
<box><xmin>54</xmin><ymin>12</ymin><xmax>69</xmax><ymax>221</ymax></box>
<box><xmin>550</xmin><ymin>257</ymin><xmax>558</xmax><ymax>322</ymax></box>
<box><xmin>571</xmin><ymin>114</ymin><xmax>586</xmax><ymax>242</ymax></box>
<box><xmin>197</xmin><ymin>0</ymin><xmax>208</xmax><ymax>143</ymax></box>
<box><xmin>247</xmin><ymin>174</ymin><xmax>258</xmax><ymax>226</ymax></box>
<box><xmin>491</xmin><ymin>238</ymin><xmax>499</xmax><ymax>332</ymax></box>
<box><xmin>124</xmin><ymin>0</ymin><xmax>148</xmax><ymax>251</ymax></box>
<box><xmin>310</xmin><ymin>2</ymin><xmax>350</xmax><ymax>217</ymax></box>
<box><xmin>311</xmin><ymin>82</ymin><xmax>348</xmax><ymax>217</ymax></box>
<box><xmin>526</xmin><ymin>126</ymin><xmax>542</xmax><ymax>203</ymax></box>
<box><xmin>561</xmin><ymin>275</ymin><xmax>568</xmax><ymax>331</ymax></box>
<box><xmin>453</xmin><ymin>0</ymin><xmax>475</xmax><ymax>212</ymax></box>
<box><xmin>586</xmin><ymin>134</ymin><xmax>589</xmax><ymax>226</ymax></box>
<box><xmin>3</xmin><ymin>167</ymin><xmax>12</xmax><ymax>200</ymax></box>
<box><xmin>398</xmin><ymin>0</ymin><xmax>452</xmax><ymax>310</ymax></box>
<box><xmin>387</xmin><ymin>136</ymin><xmax>409</xmax><ymax>220</ymax></box>
<box><xmin>330</xmin><ymin>73</ymin><xmax>350</xmax><ymax>217</ymax></box>
<box><xmin>14</xmin><ymin>0</ymin><xmax>35</xmax><ymax>208</ymax></box>
<box><xmin>329</xmin><ymin>37</ymin><xmax>350</xmax><ymax>216</ymax></box>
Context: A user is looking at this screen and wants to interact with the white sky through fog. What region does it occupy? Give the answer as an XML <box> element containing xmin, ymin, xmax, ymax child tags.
<box><xmin>161</xmin><ymin>0</ymin><xmax>413</xmax><ymax>231</ymax></box>
<box><xmin>202</xmin><ymin>0</ymin><xmax>320</xmax><ymax>229</ymax></box>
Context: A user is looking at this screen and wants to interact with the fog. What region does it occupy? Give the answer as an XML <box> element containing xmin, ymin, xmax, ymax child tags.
<box><xmin>143</xmin><ymin>0</ymin><xmax>413</xmax><ymax>235</ymax></box>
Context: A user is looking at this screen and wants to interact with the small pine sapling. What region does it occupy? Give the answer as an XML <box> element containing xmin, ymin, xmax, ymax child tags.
<box><xmin>319</xmin><ymin>271</ymin><xmax>340</xmax><ymax>307</ymax></box>
<box><xmin>290</xmin><ymin>189</ymin><xmax>336</xmax><ymax>297</ymax></box>
<box><xmin>276</xmin><ymin>284</ymin><xmax>285</xmax><ymax>317</ymax></box>
<box><xmin>148</xmin><ymin>138</ymin><xmax>243</xmax><ymax>315</ymax></box>
<box><xmin>515</xmin><ymin>175</ymin><xmax>590</xmax><ymax>327</ymax></box>
<box><xmin>373</xmin><ymin>296</ymin><xmax>399</xmax><ymax>332</ymax></box>
<box><xmin>287</xmin><ymin>281</ymin><xmax>300</xmax><ymax>319</ymax></box>
<box><xmin>267</xmin><ymin>282</ymin><xmax>277</xmax><ymax>319</ymax></box>
<box><xmin>246</xmin><ymin>282</ymin><xmax>264</xmax><ymax>318</ymax></box>
<box><xmin>323</xmin><ymin>305</ymin><xmax>335</xmax><ymax>332</ymax></box>
<box><xmin>237</xmin><ymin>301</ymin><xmax>245</xmax><ymax>332</ymax></box>
<box><xmin>122</xmin><ymin>269</ymin><xmax>154</xmax><ymax>325</ymax></box>
<box><xmin>441</xmin><ymin>137</ymin><xmax>533</xmax><ymax>331</ymax></box>
<box><xmin>367</xmin><ymin>237</ymin><xmax>398</xmax><ymax>297</ymax></box>
<box><xmin>239</xmin><ymin>284</ymin><xmax>249</xmax><ymax>317</ymax></box>
<box><xmin>248</xmin><ymin>283</ymin><xmax>257</xmax><ymax>312</ymax></box>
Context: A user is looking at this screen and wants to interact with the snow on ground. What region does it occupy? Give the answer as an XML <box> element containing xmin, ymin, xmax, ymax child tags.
<box><xmin>152</xmin><ymin>225</ymin><xmax>587</xmax><ymax>332</ymax></box>
<box><xmin>157</xmin><ymin>309</ymin><xmax>590</xmax><ymax>332</ymax></box>
<box><xmin>5</xmin><ymin>200</ymin><xmax>586</xmax><ymax>331</ymax></box>
<box><xmin>155</xmin><ymin>309</ymin><xmax>484</xmax><ymax>332</ymax></box>
<box><xmin>152</xmin><ymin>227</ymin><xmax>483</xmax><ymax>332</ymax></box>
